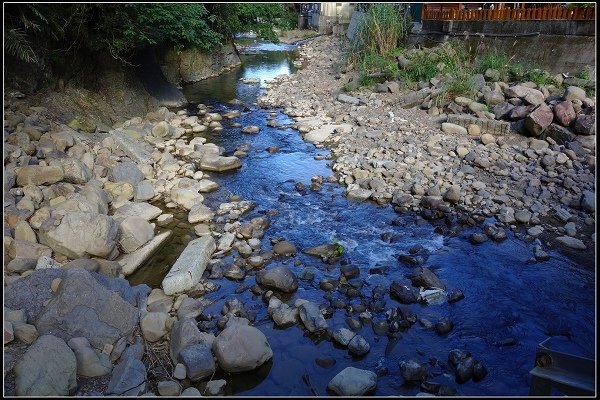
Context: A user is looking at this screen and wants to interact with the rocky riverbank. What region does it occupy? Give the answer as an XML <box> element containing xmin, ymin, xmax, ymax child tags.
<box><xmin>258</xmin><ymin>35</ymin><xmax>596</xmax><ymax>266</ymax></box>
<box><xmin>2</xmin><ymin>34</ymin><xmax>595</xmax><ymax>397</ymax></box>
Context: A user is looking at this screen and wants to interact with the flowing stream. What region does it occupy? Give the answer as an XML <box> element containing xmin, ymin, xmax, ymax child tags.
<box><xmin>128</xmin><ymin>39</ymin><xmax>595</xmax><ymax>396</ymax></box>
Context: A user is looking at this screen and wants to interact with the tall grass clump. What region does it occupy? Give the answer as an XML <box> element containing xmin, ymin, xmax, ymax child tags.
<box><xmin>347</xmin><ymin>4</ymin><xmax>411</xmax><ymax>83</ymax></box>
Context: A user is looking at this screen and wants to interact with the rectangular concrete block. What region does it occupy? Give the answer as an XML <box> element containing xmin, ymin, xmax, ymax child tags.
<box><xmin>118</xmin><ymin>231</ymin><xmax>172</xmax><ymax>276</ymax></box>
<box><xmin>161</xmin><ymin>235</ymin><xmax>216</xmax><ymax>295</ymax></box>
<box><xmin>447</xmin><ymin>114</ymin><xmax>510</xmax><ymax>135</ymax></box>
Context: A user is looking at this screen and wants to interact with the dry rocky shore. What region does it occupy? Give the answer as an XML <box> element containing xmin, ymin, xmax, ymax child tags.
<box><xmin>2</xmin><ymin>34</ymin><xmax>596</xmax><ymax>396</ymax></box>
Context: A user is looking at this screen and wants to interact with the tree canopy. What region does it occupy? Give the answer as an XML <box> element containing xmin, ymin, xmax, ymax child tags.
<box><xmin>4</xmin><ymin>3</ymin><xmax>298</xmax><ymax>63</ymax></box>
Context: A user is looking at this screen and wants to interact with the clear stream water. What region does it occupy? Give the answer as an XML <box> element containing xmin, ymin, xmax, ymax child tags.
<box><xmin>128</xmin><ymin>40</ymin><xmax>595</xmax><ymax>396</ymax></box>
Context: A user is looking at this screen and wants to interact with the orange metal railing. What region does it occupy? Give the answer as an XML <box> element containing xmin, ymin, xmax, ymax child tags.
<box><xmin>422</xmin><ymin>6</ymin><xmax>595</xmax><ymax>21</ymax></box>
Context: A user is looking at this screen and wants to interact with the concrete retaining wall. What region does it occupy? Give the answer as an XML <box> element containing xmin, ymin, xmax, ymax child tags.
<box><xmin>422</xmin><ymin>19</ymin><xmax>595</xmax><ymax>36</ymax></box>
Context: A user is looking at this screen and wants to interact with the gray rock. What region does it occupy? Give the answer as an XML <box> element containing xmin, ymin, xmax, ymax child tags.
<box><xmin>297</xmin><ymin>301</ymin><xmax>328</xmax><ymax>332</ymax></box>
<box><xmin>555</xmin><ymin>236</ymin><xmax>586</xmax><ymax>250</ymax></box>
<box><xmin>181</xmin><ymin>387</ymin><xmax>203</xmax><ymax>396</ymax></box>
<box><xmin>198</xmin><ymin>155</ymin><xmax>242</xmax><ymax>172</ymax></box>
<box><xmin>169</xmin><ymin>318</ymin><xmax>202</xmax><ymax>364</ymax></box>
<box><xmin>105</xmin><ymin>355</ymin><xmax>147</xmax><ymax>396</ymax></box>
<box><xmin>348</xmin><ymin>334</ymin><xmax>370</xmax><ymax>356</ymax></box>
<box><xmin>327</xmin><ymin>367</ymin><xmax>377</xmax><ymax>396</ymax></box>
<box><xmin>204</xmin><ymin>380</ymin><xmax>227</xmax><ymax>396</ymax></box>
<box><xmin>134</xmin><ymin>180</ymin><xmax>155</xmax><ymax>202</ymax></box>
<box><xmin>515</xmin><ymin>210</ymin><xmax>532</xmax><ymax>224</ymax></box>
<box><xmin>140</xmin><ymin>312</ymin><xmax>169</xmax><ymax>342</ymax></box>
<box><xmin>157</xmin><ymin>380</ymin><xmax>181</xmax><ymax>396</ymax></box>
<box><xmin>188</xmin><ymin>203</ymin><xmax>214</xmax><ymax>224</ymax></box>
<box><xmin>113</xmin><ymin>202</ymin><xmax>162</xmax><ymax>221</ymax></box>
<box><xmin>443</xmin><ymin>185</ymin><xmax>461</xmax><ymax>203</ymax></box>
<box><xmin>580</xmin><ymin>191</ymin><xmax>595</xmax><ymax>212</ymax></box>
<box><xmin>109</xmin><ymin>160</ymin><xmax>144</xmax><ymax>186</ymax></box>
<box><xmin>493</xmin><ymin>102</ymin><xmax>515</xmax><ymax>119</ymax></box>
<box><xmin>441</xmin><ymin>123</ymin><xmax>467</xmax><ymax>135</ymax></box>
<box><xmin>35</xmin><ymin>268</ymin><xmax>139</xmax><ymax>350</ymax></box>
<box><xmin>118</xmin><ymin>216</ymin><xmax>154</xmax><ymax>253</ymax></box>
<box><xmin>337</xmin><ymin>94</ymin><xmax>361</xmax><ymax>105</ymax></box>
<box><xmin>332</xmin><ymin>327</ymin><xmax>356</xmax><ymax>346</ymax></box>
<box><xmin>256</xmin><ymin>266</ymin><xmax>298</xmax><ymax>293</ymax></box>
<box><xmin>399</xmin><ymin>360</ymin><xmax>428</xmax><ymax>382</ymax></box>
<box><xmin>483</xmin><ymin>90</ymin><xmax>505</xmax><ymax>106</ymax></box>
<box><xmin>68</xmin><ymin>336</ymin><xmax>113</xmax><ymax>377</ymax></box>
<box><xmin>15</xmin><ymin>334</ymin><xmax>77</xmax><ymax>396</ymax></box>
<box><xmin>38</xmin><ymin>211</ymin><xmax>119</xmax><ymax>259</ymax></box>
<box><xmin>7</xmin><ymin>258</ymin><xmax>37</xmax><ymax>273</ymax></box>
<box><xmin>178</xmin><ymin>343</ymin><xmax>215</xmax><ymax>381</ymax></box>
<box><xmin>346</xmin><ymin>187</ymin><xmax>373</xmax><ymax>202</ymax></box>
<box><xmin>563</xmin><ymin>86</ymin><xmax>586</xmax><ymax>101</ymax></box>
<box><xmin>51</xmin><ymin>158</ymin><xmax>92</xmax><ymax>184</ymax></box>
<box><xmin>212</xmin><ymin>324</ymin><xmax>273</xmax><ymax>373</ymax></box>
<box><xmin>267</xmin><ymin>297</ymin><xmax>299</xmax><ymax>328</ymax></box>
<box><xmin>272</xmin><ymin>240</ymin><xmax>297</xmax><ymax>256</ymax></box>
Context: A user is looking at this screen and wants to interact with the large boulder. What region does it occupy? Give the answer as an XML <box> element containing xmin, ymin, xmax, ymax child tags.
<box><xmin>267</xmin><ymin>297</ymin><xmax>298</xmax><ymax>328</ymax></box>
<box><xmin>35</xmin><ymin>268</ymin><xmax>139</xmax><ymax>350</ymax></box>
<box><xmin>327</xmin><ymin>367</ymin><xmax>377</xmax><ymax>396</ymax></box>
<box><xmin>14</xmin><ymin>334</ymin><xmax>77</xmax><ymax>396</ymax></box>
<box><xmin>573</xmin><ymin>108</ymin><xmax>596</xmax><ymax>135</ymax></box>
<box><xmin>212</xmin><ymin>324</ymin><xmax>273</xmax><ymax>373</ymax></box>
<box><xmin>256</xmin><ymin>266</ymin><xmax>298</xmax><ymax>293</ymax></box>
<box><xmin>524</xmin><ymin>104</ymin><xmax>553</xmax><ymax>136</ymax></box>
<box><xmin>38</xmin><ymin>211</ymin><xmax>119</xmax><ymax>259</ymax></box>
<box><xmin>563</xmin><ymin>86</ymin><xmax>586</xmax><ymax>101</ymax></box>
<box><xmin>390</xmin><ymin>279</ymin><xmax>420</xmax><ymax>304</ymax></box>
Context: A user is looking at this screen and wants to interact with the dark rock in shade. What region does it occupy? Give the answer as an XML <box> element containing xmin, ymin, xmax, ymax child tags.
<box><xmin>448</xmin><ymin>349</ymin><xmax>471</xmax><ymax>366</ymax></box>
<box><xmin>470</xmin><ymin>233</ymin><xmax>488</xmax><ymax>244</ymax></box>
<box><xmin>315</xmin><ymin>356</ymin><xmax>336</xmax><ymax>368</ymax></box>
<box><xmin>473</xmin><ymin>361</ymin><xmax>488</xmax><ymax>381</ymax></box>
<box><xmin>398</xmin><ymin>254</ymin><xmax>425</xmax><ymax>266</ymax></box>
<box><xmin>455</xmin><ymin>357</ymin><xmax>475</xmax><ymax>383</ymax></box>
<box><xmin>448</xmin><ymin>289</ymin><xmax>465</xmax><ymax>303</ymax></box>
<box><xmin>256</xmin><ymin>265</ymin><xmax>298</xmax><ymax>293</ymax></box>
<box><xmin>508</xmin><ymin>104</ymin><xmax>536</xmax><ymax>120</ymax></box>
<box><xmin>399</xmin><ymin>360</ymin><xmax>428</xmax><ymax>382</ymax></box>
<box><xmin>437</xmin><ymin>385</ymin><xmax>458</xmax><ymax>396</ymax></box>
<box><xmin>340</xmin><ymin>264</ymin><xmax>360</xmax><ymax>279</ymax></box>
<box><xmin>493</xmin><ymin>102</ymin><xmax>515</xmax><ymax>119</ymax></box>
<box><xmin>435</xmin><ymin>318</ymin><xmax>454</xmax><ymax>334</ymax></box>
<box><xmin>420</xmin><ymin>381</ymin><xmax>441</xmax><ymax>394</ymax></box>
<box><xmin>541</xmin><ymin>123</ymin><xmax>576</xmax><ymax>145</ymax></box>
<box><xmin>410</xmin><ymin>266</ymin><xmax>445</xmax><ymax>290</ymax></box>
<box><xmin>390</xmin><ymin>280</ymin><xmax>420</xmax><ymax>304</ymax></box>
<box><xmin>178</xmin><ymin>343</ymin><xmax>215</xmax><ymax>381</ymax></box>
<box><xmin>573</xmin><ymin>109</ymin><xmax>596</xmax><ymax>135</ymax></box>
